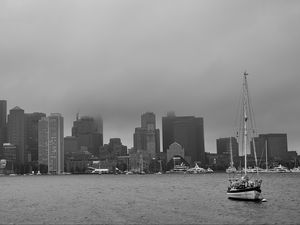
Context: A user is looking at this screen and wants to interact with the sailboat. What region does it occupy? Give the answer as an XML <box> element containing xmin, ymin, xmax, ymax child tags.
<box><xmin>290</xmin><ymin>159</ymin><xmax>300</xmax><ymax>173</ymax></box>
<box><xmin>227</xmin><ymin>72</ymin><xmax>263</xmax><ymax>201</ymax></box>
<box><xmin>186</xmin><ymin>163</ymin><xmax>206</xmax><ymax>173</ymax></box>
<box><xmin>226</xmin><ymin>137</ymin><xmax>237</xmax><ymax>173</ymax></box>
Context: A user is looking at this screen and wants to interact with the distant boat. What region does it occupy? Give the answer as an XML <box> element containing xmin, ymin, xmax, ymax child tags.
<box><xmin>206</xmin><ymin>168</ymin><xmax>214</xmax><ymax>173</ymax></box>
<box><xmin>186</xmin><ymin>163</ymin><xmax>206</xmax><ymax>174</ymax></box>
<box><xmin>227</xmin><ymin>72</ymin><xmax>263</xmax><ymax>201</ymax></box>
<box><xmin>226</xmin><ymin>137</ymin><xmax>237</xmax><ymax>173</ymax></box>
<box><xmin>91</xmin><ymin>168</ymin><xmax>109</xmax><ymax>174</ymax></box>
<box><xmin>226</xmin><ymin>166</ymin><xmax>237</xmax><ymax>173</ymax></box>
<box><xmin>88</xmin><ymin>166</ymin><xmax>109</xmax><ymax>174</ymax></box>
<box><xmin>245</xmin><ymin>167</ymin><xmax>265</xmax><ymax>173</ymax></box>
<box><xmin>289</xmin><ymin>159</ymin><xmax>300</xmax><ymax>173</ymax></box>
<box><xmin>172</xmin><ymin>162</ymin><xmax>189</xmax><ymax>173</ymax></box>
<box><xmin>290</xmin><ymin>167</ymin><xmax>300</xmax><ymax>173</ymax></box>
<box><xmin>272</xmin><ymin>164</ymin><xmax>290</xmax><ymax>173</ymax></box>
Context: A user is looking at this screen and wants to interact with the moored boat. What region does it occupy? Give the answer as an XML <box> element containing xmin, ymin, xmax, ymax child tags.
<box><xmin>206</xmin><ymin>167</ymin><xmax>214</xmax><ymax>173</ymax></box>
<box><xmin>227</xmin><ymin>176</ymin><xmax>262</xmax><ymax>200</ymax></box>
<box><xmin>227</xmin><ymin>72</ymin><xmax>263</xmax><ymax>201</ymax></box>
<box><xmin>290</xmin><ymin>167</ymin><xmax>300</xmax><ymax>173</ymax></box>
<box><xmin>186</xmin><ymin>163</ymin><xmax>206</xmax><ymax>174</ymax></box>
<box><xmin>171</xmin><ymin>163</ymin><xmax>189</xmax><ymax>173</ymax></box>
<box><xmin>290</xmin><ymin>159</ymin><xmax>300</xmax><ymax>173</ymax></box>
<box><xmin>226</xmin><ymin>166</ymin><xmax>237</xmax><ymax>173</ymax></box>
<box><xmin>226</xmin><ymin>137</ymin><xmax>237</xmax><ymax>174</ymax></box>
<box><xmin>272</xmin><ymin>164</ymin><xmax>290</xmax><ymax>173</ymax></box>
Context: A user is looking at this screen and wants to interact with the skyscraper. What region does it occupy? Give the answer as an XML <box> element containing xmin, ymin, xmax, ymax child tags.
<box><xmin>7</xmin><ymin>106</ymin><xmax>25</xmax><ymax>164</ymax></box>
<box><xmin>133</xmin><ymin>112</ymin><xmax>160</xmax><ymax>158</ymax></box>
<box><xmin>0</xmin><ymin>100</ymin><xmax>6</xmax><ymax>128</ymax></box>
<box><xmin>162</xmin><ymin>112</ymin><xmax>205</xmax><ymax>165</ymax></box>
<box><xmin>38</xmin><ymin>113</ymin><xmax>64</xmax><ymax>174</ymax></box>
<box><xmin>38</xmin><ymin>117</ymin><xmax>48</xmax><ymax>166</ymax></box>
<box><xmin>0</xmin><ymin>100</ymin><xmax>7</xmax><ymax>151</ymax></box>
<box><xmin>48</xmin><ymin>113</ymin><xmax>64</xmax><ymax>174</ymax></box>
<box><xmin>71</xmin><ymin>116</ymin><xmax>103</xmax><ymax>156</ymax></box>
<box><xmin>25</xmin><ymin>112</ymin><xmax>46</xmax><ymax>162</ymax></box>
<box><xmin>251</xmin><ymin>133</ymin><xmax>288</xmax><ymax>162</ymax></box>
<box><xmin>216</xmin><ymin>137</ymin><xmax>239</xmax><ymax>157</ymax></box>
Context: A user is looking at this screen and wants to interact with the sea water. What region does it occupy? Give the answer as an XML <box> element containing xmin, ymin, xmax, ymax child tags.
<box><xmin>0</xmin><ymin>173</ymin><xmax>299</xmax><ymax>224</ymax></box>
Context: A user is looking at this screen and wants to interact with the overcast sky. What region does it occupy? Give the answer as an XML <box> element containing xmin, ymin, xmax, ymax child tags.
<box><xmin>1</xmin><ymin>0</ymin><xmax>300</xmax><ymax>154</ymax></box>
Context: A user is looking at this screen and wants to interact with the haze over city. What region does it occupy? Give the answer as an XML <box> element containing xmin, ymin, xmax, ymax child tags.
<box><xmin>0</xmin><ymin>0</ymin><xmax>299</xmax><ymax>153</ymax></box>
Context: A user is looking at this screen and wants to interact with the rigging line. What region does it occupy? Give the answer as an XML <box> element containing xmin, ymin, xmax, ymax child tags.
<box><xmin>252</xmin><ymin>138</ymin><xmax>258</xmax><ymax>167</ymax></box>
<box><xmin>258</xmin><ymin>145</ymin><xmax>264</xmax><ymax>167</ymax></box>
<box><xmin>244</xmin><ymin>73</ymin><xmax>259</xmax><ymax>156</ymax></box>
<box><xmin>234</xmin><ymin>77</ymin><xmax>244</xmax><ymax>156</ymax></box>
<box><xmin>234</xmin><ymin>80</ymin><xmax>244</xmax><ymax>134</ymax></box>
<box><xmin>248</xmin><ymin>92</ymin><xmax>257</xmax><ymax>137</ymax></box>
<box><xmin>244</xmin><ymin>74</ymin><xmax>257</xmax><ymax>136</ymax></box>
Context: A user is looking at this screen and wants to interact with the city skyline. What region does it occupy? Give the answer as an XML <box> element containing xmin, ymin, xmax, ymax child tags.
<box><xmin>1</xmin><ymin>1</ymin><xmax>300</xmax><ymax>153</ymax></box>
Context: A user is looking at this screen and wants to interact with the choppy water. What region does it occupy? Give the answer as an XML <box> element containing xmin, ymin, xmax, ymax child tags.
<box><xmin>0</xmin><ymin>173</ymin><xmax>299</xmax><ymax>224</ymax></box>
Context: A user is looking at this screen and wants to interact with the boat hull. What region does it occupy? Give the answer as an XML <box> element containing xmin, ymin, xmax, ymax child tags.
<box><xmin>227</xmin><ymin>187</ymin><xmax>262</xmax><ymax>201</ymax></box>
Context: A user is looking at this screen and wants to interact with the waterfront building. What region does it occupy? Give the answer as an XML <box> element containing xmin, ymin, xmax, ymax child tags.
<box><xmin>128</xmin><ymin>148</ymin><xmax>150</xmax><ymax>173</ymax></box>
<box><xmin>71</xmin><ymin>116</ymin><xmax>103</xmax><ymax>156</ymax></box>
<box><xmin>286</xmin><ymin>151</ymin><xmax>297</xmax><ymax>161</ymax></box>
<box><xmin>216</xmin><ymin>137</ymin><xmax>239</xmax><ymax>167</ymax></box>
<box><xmin>25</xmin><ymin>112</ymin><xmax>46</xmax><ymax>162</ymax></box>
<box><xmin>133</xmin><ymin>112</ymin><xmax>160</xmax><ymax>159</ymax></box>
<box><xmin>38</xmin><ymin>113</ymin><xmax>64</xmax><ymax>174</ymax></box>
<box><xmin>216</xmin><ymin>137</ymin><xmax>239</xmax><ymax>157</ymax></box>
<box><xmin>99</xmin><ymin>138</ymin><xmax>128</xmax><ymax>172</ymax></box>
<box><xmin>251</xmin><ymin>133</ymin><xmax>288</xmax><ymax>163</ymax></box>
<box><xmin>65</xmin><ymin>150</ymin><xmax>93</xmax><ymax>173</ymax></box>
<box><xmin>0</xmin><ymin>100</ymin><xmax>7</xmax><ymax>143</ymax></box>
<box><xmin>0</xmin><ymin>100</ymin><xmax>6</xmax><ymax>128</ymax></box>
<box><xmin>7</xmin><ymin>106</ymin><xmax>25</xmax><ymax>164</ymax></box>
<box><xmin>95</xmin><ymin>116</ymin><xmax>103</xmax><ymax>136</ymax></box>
<box><xmin>99</xmin><ymin>138</ymin><xmax>127</xmax><ymax>160</ymax></box>
<box><xmin>162</xmin><ymin>112</ymin><xmax>205</xmax><ymax>165</ymax></box>
<box><xmin>1</xmin><ymin>143</ymin><xmax>17</xmax><ymax>173</ymax></box>
<box><xmin>205</xmin><ymin>152</ymin><xmax>218</xmax><ymax>168</ymax></box>
<box><xmin>166</xmin><ymin>142</ymin><xmax>185</xmax><ymax>164</ymax></box>
<box><xmin>0</xmin><ymin>100</ymin><xmax>7</xmax><ymax>151</ymax></box>
<box><xmin>38</xmin><ymin>117</ymin><xmax>48</xmax><ymax>166</ymax></box>
<box><xmin>64</xmin><ymin>136</ymin><xmax>79</xmax><ymax>154</ymax></box>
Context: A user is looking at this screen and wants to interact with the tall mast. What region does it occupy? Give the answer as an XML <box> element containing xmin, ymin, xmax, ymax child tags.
<box><xmin>265</xmin><ymin>139</ymin><xmax>268</xmax><ymax>170</ymax></box>
<box><xmin>229</xmin><ymin>137</ymin><xmax>233</xmax><ymax>167</ymax></box>
<box><xmin>243</xmin><ymin>72</ymin><xmax>248</xmax><ymax>174</ymax></box>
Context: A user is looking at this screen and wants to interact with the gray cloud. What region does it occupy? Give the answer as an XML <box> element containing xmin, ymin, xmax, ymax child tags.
<box><xmin>1</xmin><ymin>0</ymin><xmax>300</xmax><ymax>153</ymax></box>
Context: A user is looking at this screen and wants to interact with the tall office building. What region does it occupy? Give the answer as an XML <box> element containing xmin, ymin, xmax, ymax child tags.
<box><xmin>251</xmin><ymin>133</ymin><xmax>288</xmax><ymax>161</ymax></box>
<box><xmin>38</xmin><ymin>113</ymin><xmax>64</xmax><ymax>174</ymax></box>
<box><xmin>38</xmin><ymin>117</ymin><xmax>48</xmax><ymax>166</ymax></box>
<box><xmin>64</xmin><ymin>136</ymin><xmax>79</xmax><ymax>154</ymax></box>
<box><xmin>133</xmin><ymin>112</ymin><xmax>160</xmax><ymax>158</ymax></box>
<box><xmin>162</xmin><ymin>112</ymin><xmax>205</xmax><ymax>165</ymax></box>
<box><xmin>0</xmin><ymin>100</ymin><xmax>6</xmax><ymax>128</ymax></box>
<box><xmin>71</xmin><ymin>116</ymin><xmax>103</xmax><ymax>156</ymax></box>
<box><xmin>216</xmin><ymin>137</ymin><xmax>239</xmax><ymax>157</ymax></box>
<box><xmin>95</xmin><ymin>116</ymin><xmax>103</xmax><ymax>136</ymax></box>
<box><xmin>0</xmin><ymin>100</ymin><xmax>7</xmax><ymax>151</ymax></box>
<box><xmin>7</xmin><ymin>106</ymin><xmax>25</xmax><ymax>164</ymax></box>
<box><xmin>25</xmin><ymin>112</ymin><xmax>46</xmax><ymax>162</ymax></box>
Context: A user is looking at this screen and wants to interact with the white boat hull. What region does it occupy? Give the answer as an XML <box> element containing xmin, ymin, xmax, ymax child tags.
<box><xmin>227</xmin><ymin>189</ymin><xmax>262</xmax><ymax>201</ymax></box>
